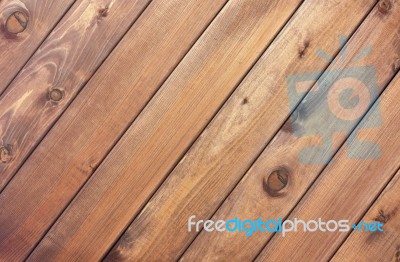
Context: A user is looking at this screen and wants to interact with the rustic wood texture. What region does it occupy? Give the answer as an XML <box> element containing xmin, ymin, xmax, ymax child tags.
<box><xmin>26</xmin><ymin>0</ymin><xmax>305</xmax><ymax>260</ymax></box>
<box><xmin>1</xmin><ymin>0</ymin><xmax>399</xmax><ymax>260</ymax></box>
<box><xmin>0</xmin><ymin>0</ymin><xmax>228</xmax><ymax>260</ymax></box>
<box><xmin>256</xmin><ymin>72</ymin><xmax>400</xmax><ymax>261</ymax></box>
<box><xmin>0</xmin><ymin>0</ymin><xmax>75</xmax><ymax>94</ymax></box>
<box><xmin>182</xmin><ymin>2</ymin><xmax>400</xmax><ymax>260</ymax></box>
<box><xmin>0</xmin><ymin>0</ymin><xmax>151</xmax><ymax>191</ymax></box>
<box><xmin>106</xmin><ymin>0</ymin><xmax>381</xmax><ymax>261</ymax></box>
<box><xmin>333</xmin><ymin>169</ymin><xmax>400</xmax><ymax>262</ymax></box>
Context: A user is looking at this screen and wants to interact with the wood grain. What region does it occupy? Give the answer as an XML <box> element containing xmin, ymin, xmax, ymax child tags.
<box><xmin>182</xmin><ymin>2</ymin><xmax>400</xmax><ymax>260</ymax></box>
<box><xmin>0</xmin><ymin>0</ymin><xmax>151</xmax><ymax>191</ymax></box>
<box><xmin>0</xmin><ymin>0</ymin><xmax>229</xmax><ymax>261</ymax></box>
<box><xmin>104</xmin><ymin>0</ymin><xmax>380</xmax><ymax>261</ymax></box>
<box><xmin>256</xmin><ymin>72</ymin><xmax>400</xmax><ymax>261</ymax></box>
<box><xmin>0</xmin><ymin>0</ymin><xmax>161</xmax><ymax>259</ymax></box>
<box><xmin>332</xmin><ymin>169</ymin><xmax>400</xmax><ymax>262</ymax></box>
<box><xmin>0</xmin><ymin>0</ymin><xmax>75</xmax><ymax>94</ymax></box>
<box><xmin>27</xmin><ymin>0</ymin><xmax>304</xmax><ymax>261</ymax></box>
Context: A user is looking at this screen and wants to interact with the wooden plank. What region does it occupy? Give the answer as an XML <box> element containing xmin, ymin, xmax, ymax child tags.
<box><xmin>0</xmin><ymin>0</ymin><xmax>227</xmax><ymax>260</ymax></box>
<box><xmin>0</xmin><ymin>0</ymin><xmax>152</xmax><ymax>190</ymax></box>
<box><xmin>0</xmin><ymin>0</ymin><xmax>75</xmax><ymax>94</ymax></box>
<box><xmin>105</xmin><ymin>0</ymin><xmax>382</xmax><ymax>261</ymax></box>
<box><xmin>182</xmin><ymin>2</ymin><xmax>400</xmax><ymax>260</ymax></box>
<box><xmin>332</xmin><ymin>169</ymin><xmax>400</xmax><ymax>262</ymax></box>
<box><xmin>26</xmin><ymin>0</ymin><xmax>304</xmax><ymax>261</ymax></box>
<box><xmin>256</xmin><ymin>73</ymin><xmax>400</xmax><ymax>261</ymax></box>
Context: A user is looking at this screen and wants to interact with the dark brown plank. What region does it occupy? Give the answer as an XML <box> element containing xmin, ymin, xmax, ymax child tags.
<box><xmin>0</xmin><ymin>0</ymin><xmax>228</xmax><ymax>260</ymax></box>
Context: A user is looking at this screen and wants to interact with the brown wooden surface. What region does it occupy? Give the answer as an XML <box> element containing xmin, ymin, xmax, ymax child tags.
<box><xmin>107</xmin><ymin>0</ymin><xmax>382</xmax><ymax>260</ymax></box>
<box><xmin>0</xmin><ymin>0</ymin><xmax>228</xmax><ymax>260</ymax></box>
<box><xmin>256</xmin><ymin>73</ymin><xmax>400</xmax><ymax>261</ymax></box>
<box><xmin>27</xmin><ymin>0</ymin><xmax>304</xmax><ymax>260</ymax></box>
<box><xmin>0</xmin><ymin>0</ymin><xmax>75</xmax><ymax>94</ymax></box>
<box><xmin>182</xmin><ymin>2</ymin><xmax>400</xmax><ymax>260</ymax></box>
<box><xmin>0</xmin><ymin>0</ymin><xmax>151</xmax><ymax>191</ymax></box>
<box><xmin>0</xmin><ymin>0</ymin><xmax>399</xmax><ymax>261</ymax></box>
<box><xmin>333</xmin><ymin>169</ymin><xmax>400</xmax><ymax>262</ymax></box>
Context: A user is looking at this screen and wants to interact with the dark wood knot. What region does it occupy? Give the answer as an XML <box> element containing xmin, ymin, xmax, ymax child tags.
<box><xmin>0</xmin><ymin>145</ymin><xmax>13</xmax><ymax>163</ymax></box>
<box><xmin>49</xmin><ymin>88</ymin><xmax>64</xmax><ymax>102</ymax></box>
<box><xmin>263</xmin><ymin>168</ymin><xmax>289</xmax><ymax>196</ymax></box>
<box><xmin>378</xmin><ymin>0</ymin><xmax>392</xmax><ymax>14</ymax></box>
<box><xmin>5</xmin><ymin>11</ymin><xmax>28</xmax><ymax>34</ymax></box>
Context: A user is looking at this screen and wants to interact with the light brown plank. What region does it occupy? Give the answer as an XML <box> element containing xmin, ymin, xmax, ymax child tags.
<box><xmin>0</xmin><ymin>0</ymin><xmax>152</xmax><ymax>191</ymax></box>
<box><xmin>105</xmin><ymin>0</ymin><xmax>381</xmax><ymax>261</ymax></box>
<box><xmin>0</xmin><ymin>0</ymin><xmax>228</xmax><ymax>261</ymax></box>
<box><xmin>182</xmin><ymin>2</ymin><xmax>400</xmax><ymax>260</ymax></box>
<box><xmin>332</xmin><ymin>169</ymin><xmax>400</xmax><ymax>262</ymax></box>
<box><xmin>27</xmin><ymin>0</ymin><xmax>304</xmax><ymax>261</ymax></box>
<box><xmin>0</xmin><ymin>0</ymin><xmax>75</xmax><ymax>94</ymax></box>
<box><xmin>256</xmin><ymin>72</ymin><xmax>400</xmax><ymax>261</ymax></box>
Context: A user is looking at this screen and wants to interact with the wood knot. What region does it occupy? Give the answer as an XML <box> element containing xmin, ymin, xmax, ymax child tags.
<box><xmin>263</xmin><ymin>168</ymin><xmax>289</xmax><ymax>196</ymax></box>
<box><xmin>5</xmin><ymin>11</ymin><xmax>28</xmax><ymax>34</ymax></box>
<box><xmin>374</xmin><ymin>209</ymin><xmax>390</xmax><ymax>224</ymax></box>
<box><xmin>49</xmin><ymin>88</ymin><xmax>64</xmax><ymax>102</ymax></box>
<box><xmin>0</xmin><ymin>145</ymin><xmax>13</xmax><ymax>163</ymax></box>
<box><xmin>298</xmin><ymin>40</ymin><xmax>311</xmax><ymax>58</ymax></box>
<box><xmin>378</xmin><ymin>0</ymin><xmax>392</xmax><ymax>14</ymax></box>
<box><xmin>99</xmin><ymin>7</ymin><xmax>109</xmax><ymax>17</ymax></box>
<box><xmin>241</xmin><ymin>97</ymin><xmax>248</xmax><ymax>105</ymax></box>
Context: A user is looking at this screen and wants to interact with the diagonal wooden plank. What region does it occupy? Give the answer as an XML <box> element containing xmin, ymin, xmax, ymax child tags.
<box><xmin>0</xmin><ymin>0</ymin><xmax>76</xmax><ymax>94</ymax></box>
<box><xmin>256</xmin><ymin>72</ymin><xmax>400</xmax><ymax>261</ymax></box>
<box><xmin>0</xmin><ymin>0</ymin><xmax>229</xmax><ymax>260</ymax></box>
<box><xmin>181</xmin><ymin>2</ymin><xmax>400</xmax><ymax>260</ymax></box>
<box><xmin>104</xmin><ymin>0</ymin><xmax>382</xmax><ymax>261</ymax></box>
<box><xmin>26</xmin><ymin>0</ymin><xmax>304</xmax><ymax>260</ymax></box>
<box><xmin>0</xmin><ymin>0</ymin><xmax>152</xmax><ymax>191</ymax></box>
<box><xmin>332</xmin><ymin>168</ymin><xmax>400</xmax><ymax>262</ymax></box>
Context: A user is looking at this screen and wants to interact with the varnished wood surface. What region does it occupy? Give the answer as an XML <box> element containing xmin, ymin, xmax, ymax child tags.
<box><xmin>0</xmin><ymin>0</ymin><xmax>399</xmax><ymax>261</ymax></box>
